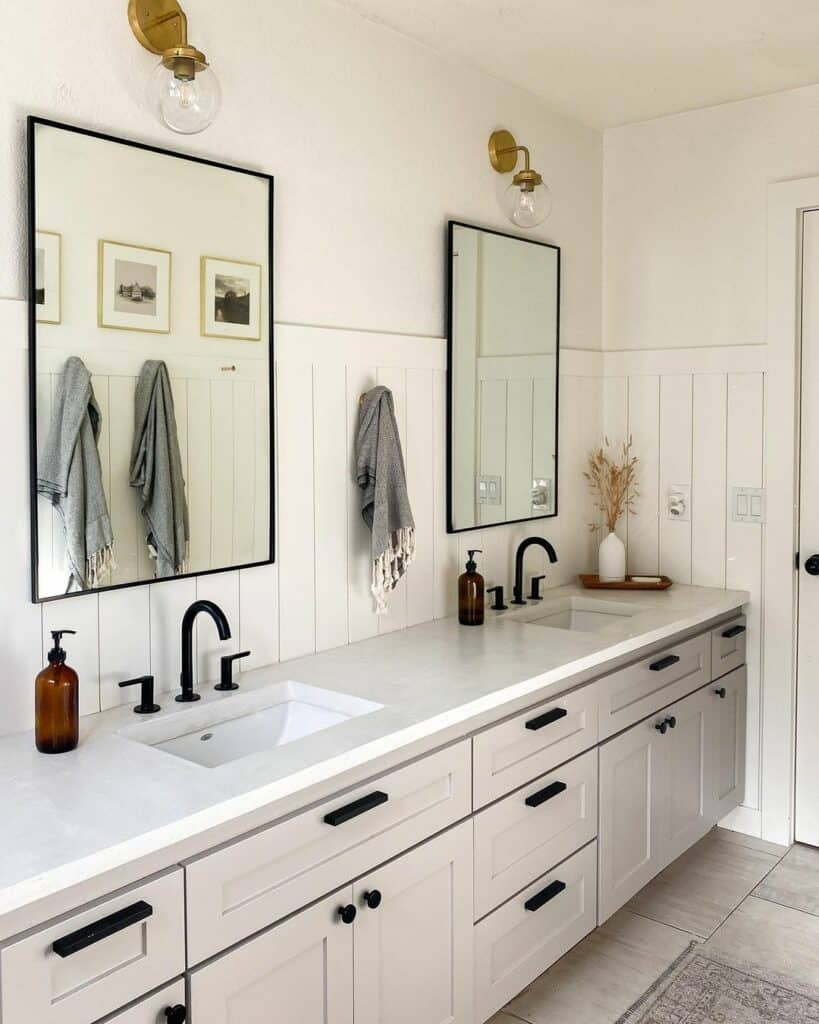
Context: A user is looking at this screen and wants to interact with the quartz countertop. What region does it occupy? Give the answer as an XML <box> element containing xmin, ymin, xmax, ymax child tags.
<box><xmin>1</xmin><ymin>583</ymin><xmax>748</xmax><ymax>927</ymax></box>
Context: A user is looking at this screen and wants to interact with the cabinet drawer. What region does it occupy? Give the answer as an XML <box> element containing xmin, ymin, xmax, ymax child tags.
<box><xmin>598</xmin><ymin>632</ymin><xmax>711</xmax><ymax>740</ymax></box>
<box><xmin>185</xmin><ymin>740</ymin><xmax>471</xmax><ymax>964</ymax></box>
<box><xmin>474</xmin><ymin>748</ymin><xmax>598</xmax><ymax>919</ymax></box>
<box><xmin>106</xmin><ymin>980</ymin><xmax>186</xmax><ymax>1023</ymax></box>
<box><xmin>474</xmin><ymin>841</ymin><xmax>597</xmax><ymax>1023</ymax></box>
<box><xmin>712</xmin><ymin>615</ymin><xmax>747</xmax><ymax>679</ymax></box>
<box><xmin>473</xmin><ymin>683</ymin><xmax>599</xmax><ymax>808</ymax></box>
<box><xmin>0</xmin><ymin>870</ymin><xmax>184</xmax><ymax>1024</ymax></box>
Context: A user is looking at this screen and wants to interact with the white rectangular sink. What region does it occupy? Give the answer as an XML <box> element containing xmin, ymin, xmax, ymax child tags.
<box><xmin>525</xmin><ymin>596</ymin><xmax>640</xmax><ymax>633</ymax></box>
<box><xmin>120</xmin><ymin>681</ymin><xmax>383</xmax><ymax>768</ymax></box>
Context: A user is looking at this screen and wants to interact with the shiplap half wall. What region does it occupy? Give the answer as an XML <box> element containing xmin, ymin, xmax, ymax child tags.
<box><xmin>603</xmin><ymin>345</ymin><xmax>767</xmax><ymax>832</ymax></box>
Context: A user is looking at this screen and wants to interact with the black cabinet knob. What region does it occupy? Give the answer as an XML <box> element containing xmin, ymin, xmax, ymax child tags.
<box><xmin>338</xmin><ymin>904</ymin><xmax>357</xmax><ymax>925</ymax></box>
<box><xmin>655</xmin><ymin>720</ymin><xmax>668</xmax><ymax>734</ymax></box>
<box><xmin>164</xmin><ymin>1007</ymin><xmax>186</xmax><ymax>1024</ymax></box>
<box><xmin>666</xmin><ymin>716</ymin><xmax>677</xmax><ymax>730</ymax></box>
<box><xmin>714</xmin><ymin>687</ymin><xmax>727</xmax><ymax>699</ymax></box>
<box><xmin>806</xmin><ymin>555</ymin><xmax>819</xmax><ymax>575</ymax></box>
<box><xmin>363</xmin><ymin>889</ymin><xmax>382</xmax><ymax>910</ymax></box>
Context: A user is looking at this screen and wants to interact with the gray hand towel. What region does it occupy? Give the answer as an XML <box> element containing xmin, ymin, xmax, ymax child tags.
<box><xmin>37</xmin><ymin>356</ymin><xmax>114</xmax><ymax>592</ymax></box>
<box><xmin>356</xmin><ymin>386</ymin><xmax>415</xmax><ymax>613</ymax></box>
<box><xmin>129</xmin><ymin>360</ymin><xmax>189</xmax><ymax>578</ymax></box>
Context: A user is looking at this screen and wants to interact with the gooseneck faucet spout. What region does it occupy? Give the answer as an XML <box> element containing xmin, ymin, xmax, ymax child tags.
<box><xmin>512</xmin><ymin>537</ymin><xmax>558</xmax><ymax>605</ymax></box>
<box><xmin>177</xmin><ymin>600</ymin><xmax>232</xmax><ymax>702</ymax></box>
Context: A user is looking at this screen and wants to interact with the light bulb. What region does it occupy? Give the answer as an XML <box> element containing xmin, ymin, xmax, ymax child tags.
<box><xmin>501</xmin><ymin>179</ymin><xmax>552</xmax><ymax>229</ymax></box>
<box><xmin>149</xmin><ymin>59</ymin><xmax>221</xmax><ymax>134</ymax></box>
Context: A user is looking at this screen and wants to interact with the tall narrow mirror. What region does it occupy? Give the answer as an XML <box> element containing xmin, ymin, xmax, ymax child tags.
<box><xmin>28</xmin><ymin>118</ymin><xmax>274</xmax><ymax>600</ymax></box>
<box><xmin>447</xmin><ymin>221</ymin><xmax>559</xmax><ymax>533</ymax></box>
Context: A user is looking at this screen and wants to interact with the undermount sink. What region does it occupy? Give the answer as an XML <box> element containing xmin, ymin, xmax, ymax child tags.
<box><xmin>524</xmin><ymin>595</ymin><xmax>641</xmax><ymax>633</ymax></box>
<box><xmin>121</xmin><ymin>681</ymin><xmax>383</xmax><ymax>768</ymax></box>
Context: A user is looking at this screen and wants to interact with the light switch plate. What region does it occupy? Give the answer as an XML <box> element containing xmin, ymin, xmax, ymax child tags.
<box><xmin>732</xmin><ymin>486</ymin><xmax>765</xmax><ymax>523</ymax></box>
<box><xmin>477</xmin><ymin>474</ymin><xmax>502</xmax><ymax>506</ymax></box>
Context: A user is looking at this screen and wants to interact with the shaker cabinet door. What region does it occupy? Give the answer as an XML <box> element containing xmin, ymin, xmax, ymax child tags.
<box><xmin>709</xmin><ymin>666</ymin><xmax>747</xmax><ymax>821</ymax></box>
<box><xmin>352</xmin><ymin>821</ymin><xmax>474</xmax><ymax>1024</ymax></box>
<box><xmin>662</xmin><ymin>684</ymin><xmax>714</xmax><ymax>868</ymax></box>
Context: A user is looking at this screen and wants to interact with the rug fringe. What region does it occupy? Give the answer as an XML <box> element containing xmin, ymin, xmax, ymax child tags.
<box><xmin>615</xmin><ymin>940</ymin><xmax>700</xmax><ymax>1023</ymax></box>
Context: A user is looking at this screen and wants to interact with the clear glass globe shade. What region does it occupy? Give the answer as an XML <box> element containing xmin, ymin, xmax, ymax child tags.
<box><xmin>149</xmin><ymin>60</ymin><xmax>221</xmax><ymax>134</ymax></box>
<box><xmin>501</xmin><ymin>180</ymin><xmax>552</xmax><ymax>228</ymax></box>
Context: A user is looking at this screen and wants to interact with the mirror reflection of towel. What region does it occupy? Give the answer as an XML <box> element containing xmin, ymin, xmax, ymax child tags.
<box><xmin>130</xmin><ymin>360</ymin><xmax>189</xmax><ymax>578</ymax></box>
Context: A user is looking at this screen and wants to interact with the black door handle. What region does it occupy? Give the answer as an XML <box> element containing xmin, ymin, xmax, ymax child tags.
<box><xmin>324</xmin><ymin>791</ymin><xmax>388</xmax><ymax>827</ymax></box>
<box><xmin>525</xmin><ymin>707</ymin><xmax>568</xmax><ymax>731</ymax></box>
<box><xmin>721</xmin><ymin>624</ymin><xmax>746</xmax><ymax>639</ymax></box>
<box><xmin>525</xmin><ymin>781</ymin><xmax>567</xmax><ymax>807</ymax></box>
<box><xmin>52</xmin><ymin>901</ymin><xmax>153</xmax><ymax>958</ymax></box>
<box><xmin>525</xmin><ymin>879</ymin><xmax>566</xmax><ymax>912</ymax></box>
<box><xmin>806</xmin><ymin>555</ymin><xmax>819</xmax><ymax>576</ymax></box>
<box><xmin>649</xmin><ymin>654</ymin><xmax>680</xmax><ymax>672</ymax></box>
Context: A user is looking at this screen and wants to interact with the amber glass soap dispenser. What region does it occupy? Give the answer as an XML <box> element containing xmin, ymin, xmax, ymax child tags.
<box><xmin>458</xmin><ymin>549</ymin><xmax>485</xmax><ymax>626</ymax></box>
<box><xmin>36</xmin><ymin>629</ymin><xmax>79</xmax><ymax>754</ymax></box>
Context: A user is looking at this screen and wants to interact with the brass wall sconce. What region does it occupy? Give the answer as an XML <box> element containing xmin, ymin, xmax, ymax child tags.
<box><xmin>488</xmin><ymin>129</ymin><xmax>552</xmax><ymax>228</ymax></box>
<box><xmin>128</xmin><ymin>0</ymin><xmax>221</xmax><ymax>134</ymax></box>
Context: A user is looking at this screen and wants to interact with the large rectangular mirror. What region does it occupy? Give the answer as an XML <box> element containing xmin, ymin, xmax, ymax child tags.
<box><xmin>447</xmin><ymin>221</ymin><xmax>559</xmax><ymax>532</ymax></box>
<box><xmin>28</xmin><ymin>118</ymin><xmax>274</xmax><ymax>601</ymax></box>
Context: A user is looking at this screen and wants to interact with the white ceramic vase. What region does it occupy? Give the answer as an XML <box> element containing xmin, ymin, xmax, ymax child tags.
<box><xmin>598</xmin><ymin>531</ymin><xmax>626</xmax><ymax>583</ymax></box>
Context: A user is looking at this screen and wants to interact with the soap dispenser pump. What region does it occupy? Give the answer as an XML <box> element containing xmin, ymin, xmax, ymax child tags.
<box><xmin>458</xmin><ymin>549</ymin><xmax>485</xmax><ymax>626</ymax></box>
<box><xmin>35</xmin><ymin>629</ymin><xmax>79</xmax><ymax>754</ymax></box>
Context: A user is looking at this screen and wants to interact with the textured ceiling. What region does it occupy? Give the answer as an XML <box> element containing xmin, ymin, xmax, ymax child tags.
<box><xmin>334</xmin><ymin>0</ymin><xmax>819</xmax><ymax>127</ymax></box>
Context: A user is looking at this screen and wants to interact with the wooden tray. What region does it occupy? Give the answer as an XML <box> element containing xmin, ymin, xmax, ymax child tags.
<box><xmin>579</xmin><ymin>574</ymin><xmax>673</xmax><ymax>591</ymax></box>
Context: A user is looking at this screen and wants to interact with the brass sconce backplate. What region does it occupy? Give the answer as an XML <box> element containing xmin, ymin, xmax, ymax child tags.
<box><xmin>488</xmin><ymin>129</ymin><xmax>519</xmax><ymax>175</ymax></box>
<box><xmin>128</xmin><ymin>0</ymin><xmax>187</xmax><ymax>55</ymax></box>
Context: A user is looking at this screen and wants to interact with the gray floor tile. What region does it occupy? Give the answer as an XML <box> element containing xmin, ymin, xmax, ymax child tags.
<box><xmin>504</xmin><ymin>910</ymin><xmax>694</xmax><ymax>1024</ymax></box>
<box><xmin>753</xmin><ymin>842</ymin><xmax>819</xmax><ymax>916</ymax></box>
<box><xmin>487</xmin><ymin>1014</ymin><xmax>528</xmax><ymax>1024</ymax></box>
<box><xmin>703</xmin><ymin>894</ymin><xmax>819</xmax><ymax>1000</ymax></box>
<box><xmin>713</xmin><ymin>825</ymin><xmax>790</xmax><ymax>859</ymax></box>
<box><xmin>625</xmin><ymin>827</ymin><xmax>781</xmax><ymax>937</ymax></box>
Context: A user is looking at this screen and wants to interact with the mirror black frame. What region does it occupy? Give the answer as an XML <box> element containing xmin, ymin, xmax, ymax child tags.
<box><xmin>445</xmin><ymin>219</ymin><xmax>560</xmax><ymax>534</ymax></box>
<box><xmin>26</xmin><ymin>116</ymin><xmax>275</xmax><ymax>602</ymax></box>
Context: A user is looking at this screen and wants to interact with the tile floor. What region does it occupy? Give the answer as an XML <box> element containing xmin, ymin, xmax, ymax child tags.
<box><xmin>490</xmin><ymin>827</ymin><xmax>819</xmax><ymax>1024</ymax></box>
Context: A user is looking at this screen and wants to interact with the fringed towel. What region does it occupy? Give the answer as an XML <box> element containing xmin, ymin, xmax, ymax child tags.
<box><xmin>37</xmin><ymin>356</ymin><xmax>114</xmax><ymax>592</ymax></box>
<box><xmin>356</xmin><ymin>386</ymin><xmax>415</xmax><ymax>613</ymax></box>
<box><xmin>129</xmin><ymin>360</ymin><xmax>189</xmax><ymax>578</ymax></box>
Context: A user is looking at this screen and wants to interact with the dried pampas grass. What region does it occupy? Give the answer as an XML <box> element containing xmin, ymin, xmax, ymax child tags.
<box><xmin>584</xmin><ymin>437</ymin><xmax>639</xmax><ymax>533</ymax></box>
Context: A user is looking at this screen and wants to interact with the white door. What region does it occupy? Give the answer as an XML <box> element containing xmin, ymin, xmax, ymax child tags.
<box><xmin>797</xmin><ymin>209</ymin><xmax>819</xmax><ymax>845</ymax></box>
<box><xmin>710</xmin><ymin>667</ymin><xmax>748</xmax><ymax>822</ymax></box>
<box><xmin>662</xmin><ymin>685</ymin><xmax>713</xmax><ymax>867</ymax></box>
<box><xmin>188</xmin><ymin>888</ymin><xmax>354</xmax><ymax>1024</ymax></box>
<box><xmin>352</xmin><ymin>821</ymin><xmax>474</xmax><ymax>1024</ymax></box>
<box><xmin>598</xmin><ymin>716</ymin><xmax>667</xmax><ymax>922</ymax></box>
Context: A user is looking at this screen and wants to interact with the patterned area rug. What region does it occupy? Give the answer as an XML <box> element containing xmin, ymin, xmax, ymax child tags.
<box><xmin>617</xmin><ymin>942</ymin><xmax>819</xmax><ymax>1023</ymax></box>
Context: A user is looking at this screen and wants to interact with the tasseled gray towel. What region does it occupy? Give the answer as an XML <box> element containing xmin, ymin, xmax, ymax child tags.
<box><xmin>37</xmin><ymin>356</ymin><xmax>114</xmax><ymax>592</ymax></box>
<box><xmin>130</xmin><ymin>360</ymin><xmax>189</xmax><ymax>578</ymax></box>
<box><xmin>356</xmin><ymin>386</ymin><xmax>415</xmax><ymax>613</ymax></box>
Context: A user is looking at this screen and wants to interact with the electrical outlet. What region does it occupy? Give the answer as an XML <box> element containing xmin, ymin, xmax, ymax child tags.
<box><xmin>667</xmin><ymin>484</ymin><xmax>691</xmax><ymax>522</ymax></box>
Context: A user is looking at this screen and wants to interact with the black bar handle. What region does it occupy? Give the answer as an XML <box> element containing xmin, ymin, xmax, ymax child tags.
<box><xmin>52</xmin><ymin>900</ymin><xmax>153</xmax><ymax>958</ymax></box>
<box><xmin>525</xmin><ymin>707</ymin><xmax>568</xmax><ymax>731</ymax></box>
<box><xmin>649</xmin><ymin>654</ymin><xmax>681</xmax><ymax>672</ymax></box>
<box><xmin>324</xmin><ymin>790</ymin><xmax>388</xmax><ymax>827</ymax></box>
<box><xmin>525</xmin><ymin>780</ymin><xmax>567</xmax><ymax>808</ymax></box>
<box><xmin>721</xmin><ymin>624</ymin><xmax>746</xmax><ymax>639</ymax></box>
<box><xmin>525</xmin><ymin>879</ymin><xmax>567</xmax><ymax>912</ymax></box>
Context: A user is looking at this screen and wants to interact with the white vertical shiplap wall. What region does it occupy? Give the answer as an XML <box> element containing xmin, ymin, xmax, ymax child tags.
<box><xmin>0</xmin><ymin>300</ymin><xmax>602</xmax><ymax>734</ymax></box>
<box><xmin>604</xmin><ymin>346</ymin><xmax>767</xmax><ymax>830</ymax></box>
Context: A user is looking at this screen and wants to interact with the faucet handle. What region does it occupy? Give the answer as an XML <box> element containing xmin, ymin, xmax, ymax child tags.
<box><xmin>118</xmin><ymin>675</ymin><xmax>160</xmax><ymax>714</ymax></box>
<box><xmin>215</xmin><ymin>651</ymin><xmax>251</xmax><ymax>691</ymax></box>
<box><xmin>528</xmin><ymin>575</ymin><xmax>547</xmax><ymax>601</ymax></box>
<box><xmin>487</xmin><ymin>585</ymin><xmax>508</xmax><ymax>611</ymax></box>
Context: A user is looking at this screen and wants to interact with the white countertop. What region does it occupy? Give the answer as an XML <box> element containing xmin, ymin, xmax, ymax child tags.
<box><xmin>1</xmin><ymin>583</ymin><xmax>747</xmax><ymax>928</ymax></box>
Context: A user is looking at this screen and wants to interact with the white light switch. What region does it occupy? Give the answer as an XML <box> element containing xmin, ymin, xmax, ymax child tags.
<box><xmin>732</xmin><ymin>486</ymin><xmax>765</xmax><ymax>523</ymax></box>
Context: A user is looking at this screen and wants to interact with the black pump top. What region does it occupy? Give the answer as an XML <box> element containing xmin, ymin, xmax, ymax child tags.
<box><xmin>48</xmin><ymin>629</ymin><xmax>76</xmax><ymax>665</ymax></box>
<box><xmin>465</xmin><ymin>549</ymin><xmax>483</xmax><ymax>573</ymax></box>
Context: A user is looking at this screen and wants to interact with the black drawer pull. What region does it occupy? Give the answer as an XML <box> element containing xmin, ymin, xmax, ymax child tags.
<box><xmin>525</xmin><ymin>781</ymin><xmax>567</xmax><ymax>808</ymax></box>
<box><xmin>649</xmin><ymin>654</ymin><xmax>680</xmax><ymax>672</ymax></box>
<box><xmin>52</xmin><ymin>900</ymin><xmax>153</xmax><ymax>958</ymax></box>
<box><xmin>721</xmin><ymin>624</ymin><xmax>746</xmax><ymax>639</ymax></box>
<box><xmin>323</xmin><ymin>790</ymin><xmax>388</xmax><ymax>827</ymax></box>
<box><xmin>525</xmin><ymin>707</ymin><xmax>568</xmax><ymax>731</ymax></box>
<box><xmin>525</xmin><ymin>879</ymin><xmax>567</xmax><ymax>912</ymax></box>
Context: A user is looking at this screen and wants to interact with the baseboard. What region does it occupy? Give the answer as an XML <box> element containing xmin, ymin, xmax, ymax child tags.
<box><xmin>719</xmin><ymin>803</ymin><xmax>763</xmax><ymax>838</ymax></box>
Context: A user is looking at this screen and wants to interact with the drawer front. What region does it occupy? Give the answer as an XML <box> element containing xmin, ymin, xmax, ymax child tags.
<box><xmin>711</xmin><ymin>615</ymin><xmax>747</xmax><ymax>680</ymax></box>
<box><xmin>474</xmin><ymin>841</ymin><xmax>597</xmax><ymax>1024</ymax></box>
<box><xmin>0</xmin><ymin>870</ymin><xmax>184</xmax><ymax>1024</ymax></box>
<box><xmin>107</xmin><ymin>980</ymin><xmax>186</xmax><ymax>1023</ymax></box>
<box><xmin>185</xmin><ymin>740</ymin><xmax>471</xmax><ymax>964</ymax></box>
<box><xmin>474</xmin><ymin>748</ymin><xmax>598</xmax><ymax>919</ymax></box>
<box><xmin>598</xmin><ymin>632</ymin><xmax>711</xmax><ymax>740</ymax></box>
<box><xmin>473</xmin><ymin>683</ymin><xmax>599</xmax><ymax>809</ymax></box>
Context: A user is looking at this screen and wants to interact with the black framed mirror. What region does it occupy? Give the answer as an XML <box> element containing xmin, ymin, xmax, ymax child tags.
<box><xmin>27</xmin><ymin>117</ymin><xmax>274</xmax><ymax>601</ymax></box>
<box><xmin>446</xmin><ymin>220</ymin><xmax>560</xmax><ymax>533</ymax></box>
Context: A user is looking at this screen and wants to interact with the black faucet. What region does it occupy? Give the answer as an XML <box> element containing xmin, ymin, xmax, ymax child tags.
<box><xmin>177</xmin><ymin>600</ymin><xmax>232</xmax><ymax>702</ymax></box>
<box><xmin>512</xmin><ymin>537</ymin><xmax>558</xmax><ymax>605</ymax></box>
